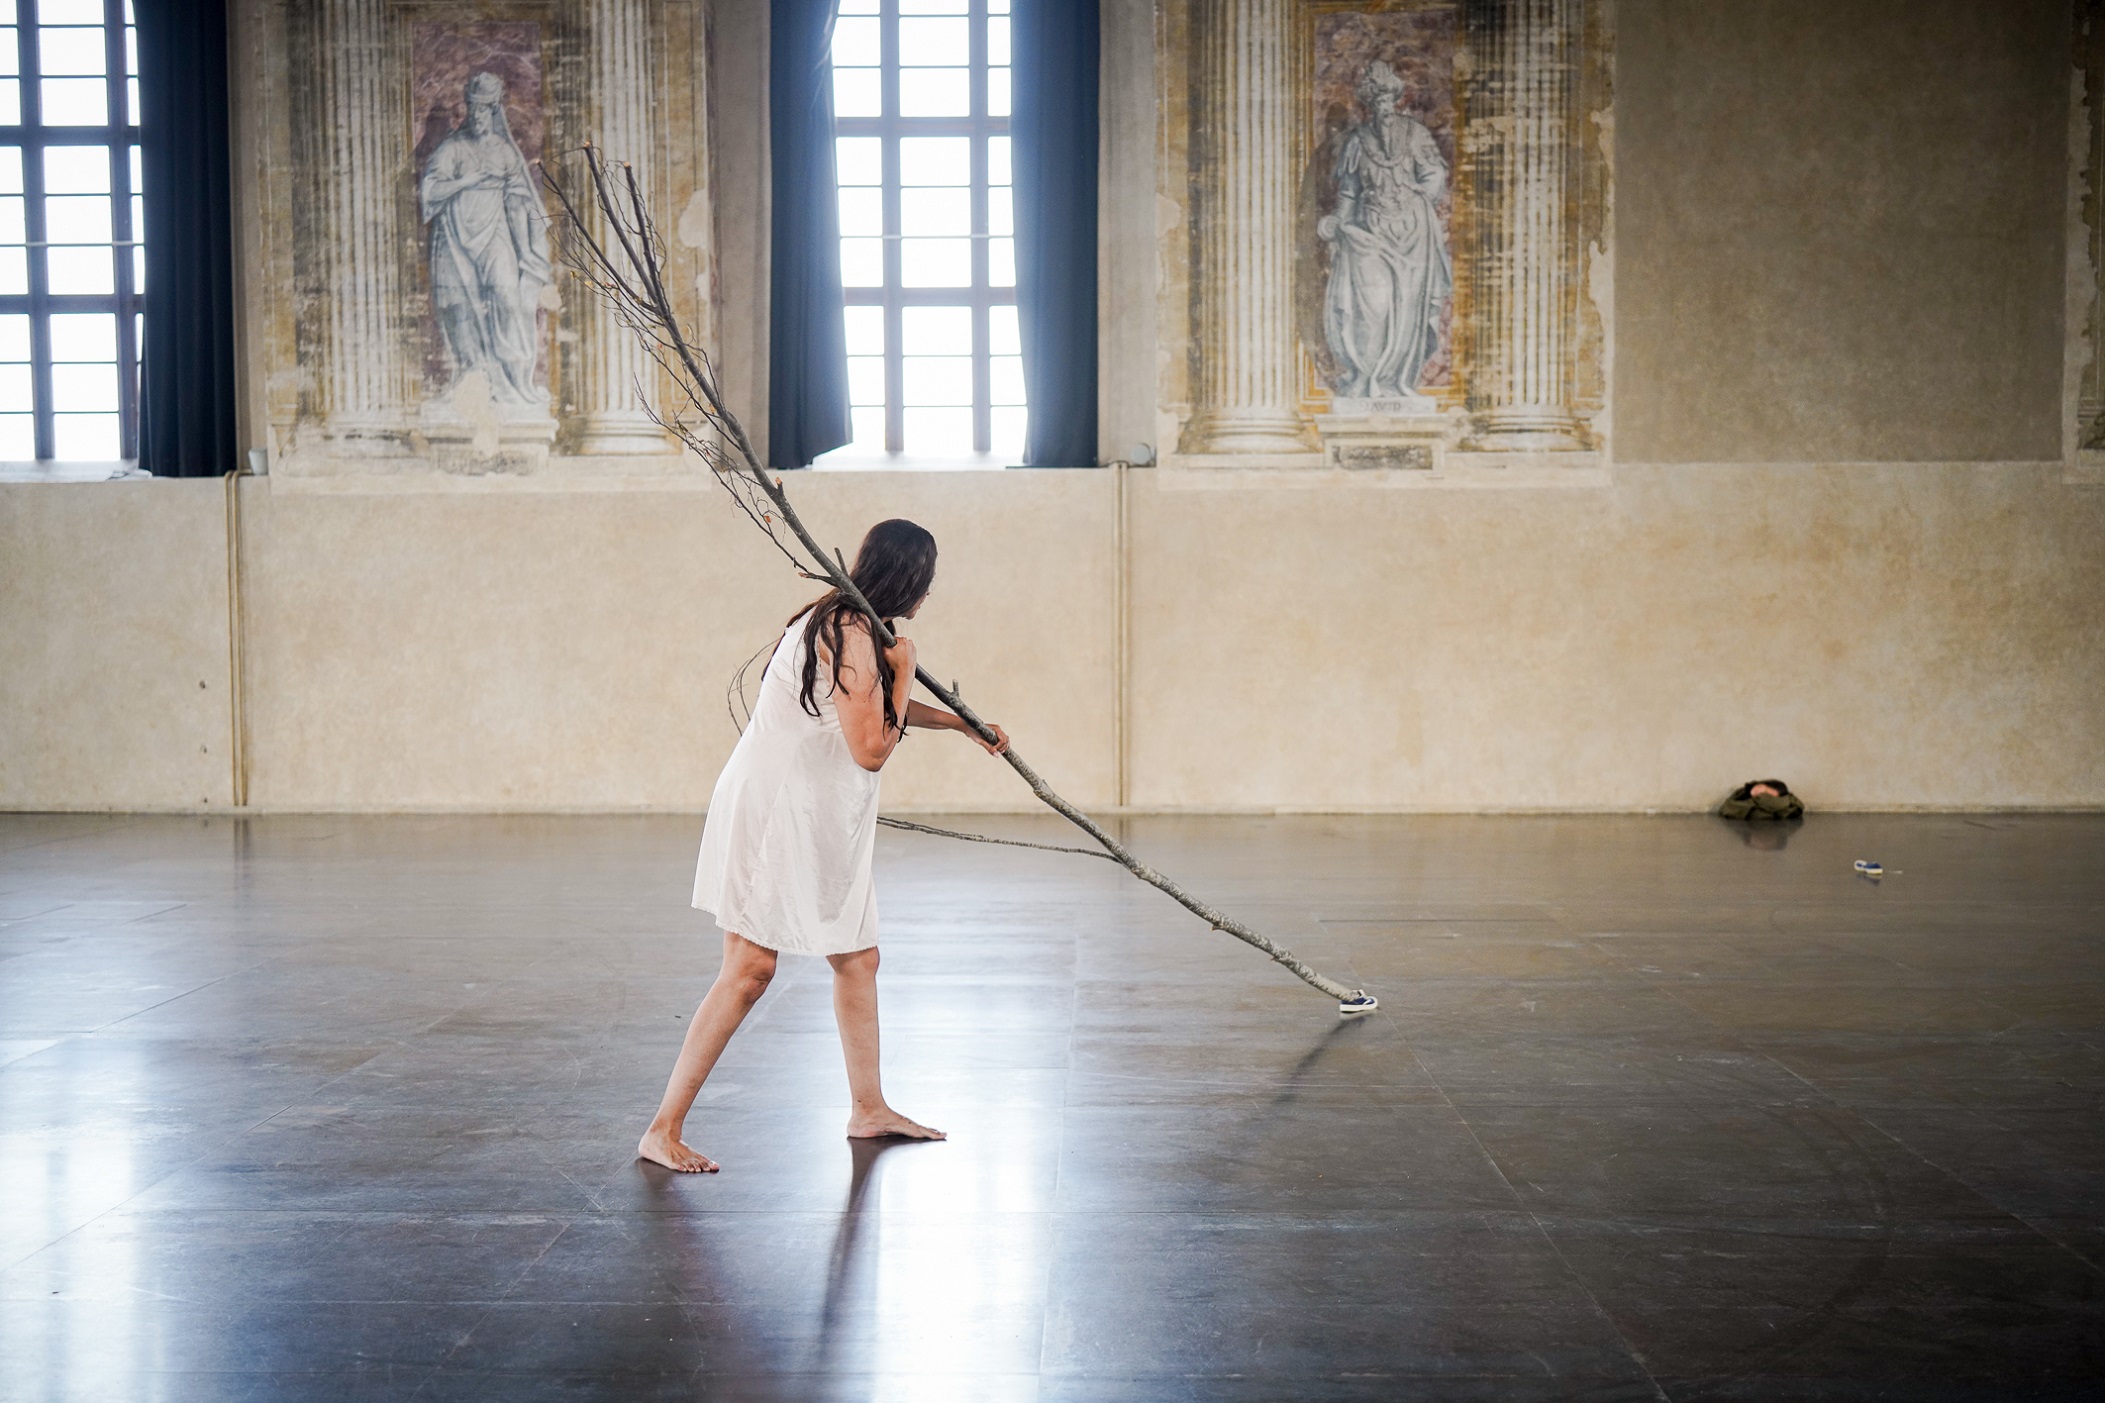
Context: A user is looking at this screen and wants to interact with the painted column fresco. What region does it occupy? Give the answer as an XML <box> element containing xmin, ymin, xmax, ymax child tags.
<box><xmin>1181</xmin><ymin>0</ymin><xmax>1314</xmax><ymax>454</ymax></box>
<box><xmin>1463</xmin><ymin>0</ymin><xmax>1586</xmax><ymax>449</ymax></box>
<box><xmin>574</xmin><ymin>0</ymin><xmax>668</xmax><ymax>453</ymax></box>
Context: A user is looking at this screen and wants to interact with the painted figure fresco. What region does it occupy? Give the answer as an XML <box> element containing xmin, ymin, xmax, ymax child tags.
<box><xmin>419</xmin><ymin>70</ymin><xmax>550</xmax><ymax>405</ymax></box>
<box><xmin>1317</xmin><ymin>60</ymin><xmax>1453</xmax><ymax>401</ymax></box>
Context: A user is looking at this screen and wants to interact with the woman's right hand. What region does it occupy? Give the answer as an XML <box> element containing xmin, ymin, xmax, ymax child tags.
<box><xmin>883</xmin><ymin>630</ymin><xmax>917</xmax><ymax>683</ymax></box>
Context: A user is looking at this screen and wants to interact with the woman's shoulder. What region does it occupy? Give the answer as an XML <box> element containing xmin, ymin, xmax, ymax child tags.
<box><xmin>807</xmin><ymin>605</ymin><xmax>878</xmax><ymax>668</ymax></box>
<box><xmin>833</xmin><ymin>612</ymin><xmax>879</xmax><ymax>658</ymax></box>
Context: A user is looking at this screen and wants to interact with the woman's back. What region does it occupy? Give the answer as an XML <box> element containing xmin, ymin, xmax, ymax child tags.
<box><xmin>746</xmin><ymin>614</ymin><xmax>843</xmax><ymax>739</ymax></box>
<box><xmin>694</xmin><ymin>613</ymin><xmax>882</xmax><ymax>958</ymax></box>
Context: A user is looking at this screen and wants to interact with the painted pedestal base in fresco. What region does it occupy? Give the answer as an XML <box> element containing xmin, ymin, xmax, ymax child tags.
<box><xmin>1316</xmin><ymin>411</ymin><xmax>1446</xmax><ymax>472</ymax></box>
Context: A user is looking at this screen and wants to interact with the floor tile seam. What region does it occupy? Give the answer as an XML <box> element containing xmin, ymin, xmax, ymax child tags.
<box><xmin>0</xmin><ymin>1008</ymin><xmax>414</xmax><ymax>1269</ymax></box>
<box><xmin>1842</xmin><ymin>1110</ymin><xmax>2105</xmax><ymax>1279</ymax></box>
<box><xmin>1793</xmin><ymin>1093</ymin><xmax>2105</xmax><ymax>1110</ymax></box>
<box><xmin>51</xmin><ymin>1207</ymin><xmax>589</xmax><ymax>1223</ymax></box>
<box><xmin>9</xmin><ymin>1294</ymin><xmax>604</xmax><ymax>1307</ymax></box>
<box><xmin>1969</xmin><ymin>986</ymin><xmax>2105</xmax><ymax>1038</ymax></box>
<box><xmin>0</xmin><ymin>901</ymin><xmax>76</xmax><ymax>925</ymax></box>
<box><xmin>1015</xmin><ymin>1207</ymin><xmax>1541</xmax><ymax>1222</ymax></box>
<box><xmin>543</xmin><ymin>1157</ymin><xmax>612</xmax><ymax>1214</ymax></box>
<box><xmin>1035</xmin><ymin>1366</ymin><xmax>1662</xmax><ymax>1383</ymax></box>
<box><xmin>81</xmin><ymin>969</ymin><xmax>247</xmax><ymax>1036</ymax></box>
<box><xmin>1726</xmin><ymin>1068</ymin><xmax>2105</xmax><ymax>1110</ymax></box>
<box><xmin>295</xmin><ymin>999</ymin><xmax>550</xmax><ymax>1087</ymax></box>
<box><xmin>0</xmin><ymin>902</ymin><xmax>198</xmax><ymax>936</ymax></box>
<box><xmin>113</xmin><ymin>899</ymin><xmax>196</xmax><ymax>923</ymax></box>
<box><xmin>0</xmin><ymin>1079</ymin><xmax>346</xmax><ymax>1275</ymax></box>
<box><xmin>146</xmin><ymin>1039</ymin><xmax>464</xmax><ymax>1203</ymax></box>
<box><xmin>424</xmin><ymin>1367</ymin><xmax>1038</xmax><ymax>1381</ymax></box>
<box><xmin>1642</xmin><ymin>979</ymin><xmax>1892</xmax><ymax>1084</ymax></box>
<box><xmin>1624</xmin><ymin>974</ymin><xmax>2028</xmax><ymax>992</ymax></box>
<box><xmin>1037</xmin><ymin>920</ymin><xmax>1081</xmax><ymax>1383</ymax></box>
<box><xmin>0</xmin><ymin>815</ymin><xmax>153</xmax><ymax>859</ymax></box>
<box><xmin>235</xmin><ymin>1038</ymin><xmax>428</xmax><ymax>1115</ymax></box>
<box><xmin>1369</xmin><ymin>993</ymin><xmax>1535</xmax><ymax>1221</ymax></box>
<box><xmin>1511</xmin><ymin>1207</ymin><xmax>1673</xmax><ymax>1400</ymax></box>
<box><xmin>1405</xmin><ymin>994</ymin><xmax>1669</xmax><ymax>1402</ymax></box>
<box><xmin>1064</xmin><ymin>1070</ymin><xmax>1428</xmax><ymax>1089</ymax></box>
<box><xmin>1795</xmin><ymin>929</ymin><xmax>1946</xmax><ymax>977</ymax></box>
<box><xmin>1433</xmin><ymin>1095</ymin><xmax>1845</xmax><ymax>1110</ymax></box>
<box><xmin>1731</xmin><ymin>1032</ymin><xmax>2095</xmax><ymax>1060</ymax></box>
<box><xmin>1522</xmin><ymin>1210</ymin><xmax>2073</xmax><ymax>1239</ymax></box>
<box><xmin>481</xmin><ymin>1216</ymin><xmax>578</xmax><ymax>1312</ymax></box>
<box><xmin>423</xmin><ymin>1240</ymin><xmax>546</xmax><ymax>1378</ymax></box>
<box><xmin>0</xmin><ymin>1365</ymin><xmax>448</xmax><ymax>1380</ymax></box>
<box><xmin>1566</xmin><ymin>1087</ymin><xmax>1957</xmax><ymax>1236</ymax></box>
<box><xmin>0</xmin><ymin>1033</ymin><xmax>72</xmax><ymax>1071</ymax></box>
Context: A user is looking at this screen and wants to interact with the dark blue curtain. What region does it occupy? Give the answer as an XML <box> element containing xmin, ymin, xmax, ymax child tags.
<box><xmin>768</xmin><ymin>0</ymin><xmax>852</xmax><ymax>469</ymax></box>
<box><xmin>1012</xmin><ymin>0</ymin><xmax>1099</xmax><ymax>467</ymax></box>
<box><xmin>136</xmin><ymin>0</ymin><xmax>239</xmax><ymax>477</ymax></box>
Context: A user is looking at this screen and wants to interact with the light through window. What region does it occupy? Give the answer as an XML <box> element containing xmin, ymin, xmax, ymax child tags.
<box><xmin>0</xmin><ymin>0</ymin><xmax>141</xmax><ymax>463</ymax></box>
<box><xmin>825</xmin><ymin>0</ymin><xmax>1024</xmax><ymax>465</ymax></box>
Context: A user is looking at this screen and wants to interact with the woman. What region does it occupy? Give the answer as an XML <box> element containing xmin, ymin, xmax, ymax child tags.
<box><xmin>639</xmin><ymin>519</ymin><xmax>1009</xmax><ymax>1173</ymax></box>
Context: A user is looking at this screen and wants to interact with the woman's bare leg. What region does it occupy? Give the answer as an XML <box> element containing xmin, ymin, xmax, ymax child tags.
<box><xmin>638</xmin><ymin>932</ymin><xmax>779</xmax><ymax>1172</ymax></box>
<box><xmin>827</xmin><ymin>945</ymin><xmax>944</xmax><ymax>1141</ymax></box>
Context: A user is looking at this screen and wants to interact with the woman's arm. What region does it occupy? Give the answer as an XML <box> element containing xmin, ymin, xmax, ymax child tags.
<box><xmin>832</xmin><ymin>620</ymin><xmax>917</xmax><ymax>772</ymax></box>
<box><xmin>905</xmin><ymin>700</ymin><xmax>1010</xmax><ymax>756</ymax></box>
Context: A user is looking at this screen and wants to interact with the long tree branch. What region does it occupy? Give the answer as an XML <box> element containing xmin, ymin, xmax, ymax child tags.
<box><xmin>542</xmin><ymin>149</ymin><xmax>1375</xmax><ymax>1013</ymax></box>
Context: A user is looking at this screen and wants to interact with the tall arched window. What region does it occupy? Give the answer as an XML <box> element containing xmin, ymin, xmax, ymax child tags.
<box><xmin>824</xmin><ymin>0</ymin><xmax>1025</xmax><ymax>466</ymax></box>
<box><xmin>0</xmin><ymin>0</ymin><xmax>141</xmax><ymax>465</ymax></box>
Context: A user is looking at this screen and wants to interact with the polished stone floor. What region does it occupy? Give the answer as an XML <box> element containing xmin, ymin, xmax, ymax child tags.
<box><xmin>0</xmin><ymin>811</ymin><xmax>2100</xmax><ymax>1401</ymax></box>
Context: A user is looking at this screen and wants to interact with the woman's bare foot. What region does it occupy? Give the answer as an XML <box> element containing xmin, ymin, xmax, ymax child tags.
<box><xmin>637</xmin><ymin>1126</ymin><xmax>719</xmax><ymax>1173</ymax></box>
<box><xmin>846</xmin><ymin>1107</ymin><xmax>946</xmax><ymax>1141</ymax></box>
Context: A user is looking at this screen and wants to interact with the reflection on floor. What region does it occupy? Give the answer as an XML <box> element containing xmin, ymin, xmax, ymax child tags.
<box><xmin>0</xmin><ymin>812</ymin><xmax>2100</xmax><ymax>1400</ymax></box>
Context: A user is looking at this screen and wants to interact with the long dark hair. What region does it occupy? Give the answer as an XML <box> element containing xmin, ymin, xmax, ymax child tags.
<box><xmin>794</xmin><ymin>518</ymin><xmax>938</xmax><ymax>732</ymax></box>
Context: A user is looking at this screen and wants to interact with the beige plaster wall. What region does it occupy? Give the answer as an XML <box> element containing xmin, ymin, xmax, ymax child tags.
<box><xmin>1615</xmin><ymin>0</ymin><xmax>2071</xmax><ymax>463</ymax></box>
<box><xmin>235</xmin><ymin>473</ymin><xmax>1116</xmax><ymax>812</ymax></box>
<box><xmin>1125</xmin><ymin>465</ymin><xmax>2105</xmax><ymax>811</ymax></box>
<box><xmin>0</xmin><ymin>483</ymin><xmax>235</xmax><ymax>810</ymax></box>
<box><xmin>8</xmin><ymin>456</ymin><xmax>2097</xmax><ymax>813</ymax></box>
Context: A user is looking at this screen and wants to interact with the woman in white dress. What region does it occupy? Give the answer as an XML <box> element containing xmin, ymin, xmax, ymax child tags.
<box><xmin>638</xmin><ymin>519</ymin><xmax>1009</xmax><ymax>1173</ymax></box>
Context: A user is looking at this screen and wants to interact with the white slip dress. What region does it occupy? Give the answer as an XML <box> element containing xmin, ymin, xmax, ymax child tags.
<box><xmin>692</xmin><ymin>613</ymin><xmax>882</xmax><ymax>956</ymax></box>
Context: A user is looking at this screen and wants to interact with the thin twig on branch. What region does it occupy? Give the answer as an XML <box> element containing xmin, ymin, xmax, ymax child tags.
<box><xmin>874</xmin><ymin>815</ymin><xmax>1119</xmax><ymax>862</ymax></box>
<box><xmin>540</xmin><ymin>147</ymin><xmax>1374</xmax><ymax>1012</ymax></box>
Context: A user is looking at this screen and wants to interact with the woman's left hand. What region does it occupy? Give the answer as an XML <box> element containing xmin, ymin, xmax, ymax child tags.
<box><xmin>974</xmin><ymin>722</ymin><xmax>1011</xmax><ymax>756</ymax></box>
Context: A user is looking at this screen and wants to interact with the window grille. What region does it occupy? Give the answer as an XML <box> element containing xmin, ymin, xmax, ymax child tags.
<box><xmin>827</xmin><ymin>0</ymin><xmax>1024</xmax><ymax>465</ymax></box>
<box><xmin>0</xmin><ymin>0</ymin><xmax>140</xmax><ymax>464</ymax></box>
